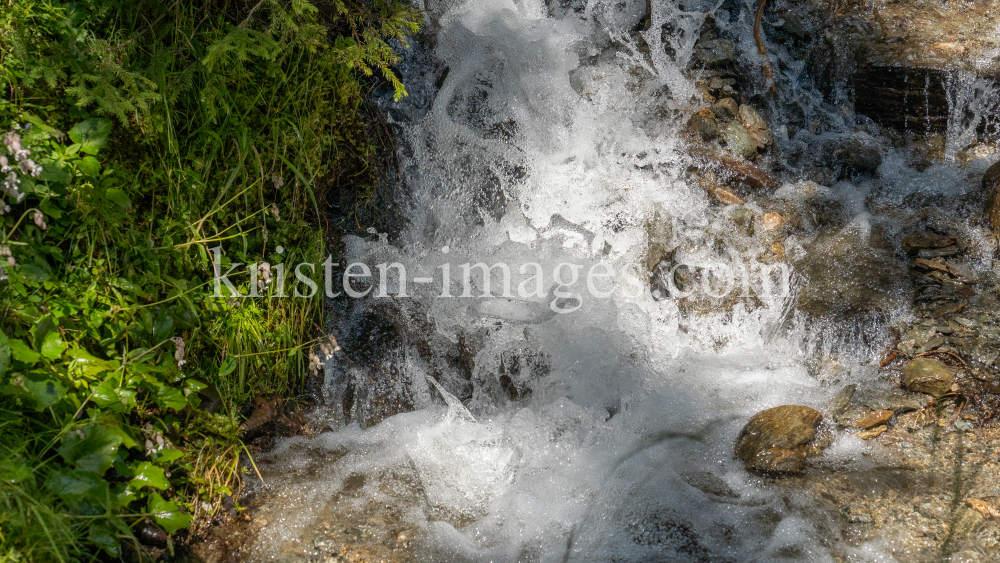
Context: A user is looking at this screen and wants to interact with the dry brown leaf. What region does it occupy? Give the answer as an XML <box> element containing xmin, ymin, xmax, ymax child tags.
<box><xmin>967</xmin><ymin>498</ymin><xmax>999</xmax><ymax>518</ymax></box>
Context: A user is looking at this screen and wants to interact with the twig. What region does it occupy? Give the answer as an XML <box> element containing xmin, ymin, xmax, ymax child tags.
<box><xmin>948</xmin><ymin>399</ymin><xmax>966</xmax><ymax>427</ymax></box>
<box><xmin>753</xmin><ymin>0</ymin><xmax>777</xmax><ymax>93</ymax></box>
<box><xmin>915</xmin><ymin>349</ymin><xmax>966</xmax><ymax>366</ymax></box>
<box><xmin>879</xmin><ymin>339</ymin><xmax>900</xmax><ymax>368</ymax></box>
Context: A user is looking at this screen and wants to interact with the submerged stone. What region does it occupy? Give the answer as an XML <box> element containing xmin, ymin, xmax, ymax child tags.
<box><xmin>734</xmin><ymin>405</ymin><xmax>824</xmax><ymax>474</ymax></box>
<box><xmin>713</xmin><ymin>97</ymin><xmax>738</xmax><ymax>120</ymax></box>
<box><xmin>738</xmin><ymin>105</ymin><xmax>772</xmax><ymax>149</ymax></box>
<box><xmin>688</xmin><ymin>110</ymin><xmax>718</xmax><ymax>141</ymax></box>
<box><xmin>901</xmin><ymin>358</ymin><xmax>955</xmax><ymax>397</ymax></box>
<box><xmin>721</xmin><ymin>121</ymin><xmax>758</xmax><ymax>160</ymax></box>
<box><xmin>796</xmin><ymin>228</ymin><xmax>911</xmax><ymax>320</ymax></box>
<box><xmin>854</xmin><ymin>409</ymin><xmax>893</xmax><ymax>429</ymax></box>
<box><xmin>694</xmin><ymin>39</ymin><xmax>735</xmax><ymax>68</ymax></box>
<box><xmin>984</xmin><ymin>160</ymin><xmax>1000</xmax><ymax>235</ymax></box>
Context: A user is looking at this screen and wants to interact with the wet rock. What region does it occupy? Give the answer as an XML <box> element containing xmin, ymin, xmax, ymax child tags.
<box><xmin>796</xmin><ymin>228</ymin><xmax>911</xmax><ymax>319</ymax></box>
<box><xmin>902</xmin><ymin>231</ymin><xmax>956</xmax><ymax>254</ymax></box>
<box><xmin>737</xmin><ymin>105</ymin><xmax>772</xmax><ymax>149</ymax></box>
<box><xmin>984</xmin><ymin>159</ymin><xmax>1000</xmax><ymax>234</ymax></box>
<box><xmin>854</xmin><ymin>409</ymin><xmax>893</xmax><ymax>429</ymax></box>
<box><xmin>720</xmin><ymin>122</ymin><xmax>758</xmax><ymax>160</ymax></box>
<box><xmin>679</xmin><ymin>470</ymin><xmax>739</xmax><ymax>498</ymax></box>
<box><xmin>759</xmin><ymin>212</ymin><xmax>785</xmax><ymax>231</ymax></box>
<box><xmin>824</xmin><ymin>138</ymin><xmax>882</xmax><ymax>179</ymax></box>
<box><xmin>828</xmin><ymin>384</ymin><xmax>856</xmax><ymax>417</ymax></box>
<box><xmin>728</xmin><ymin>206</ymin><xmax>755</xmax><ymax>236</ymax></box>
<box><xmin>734</xmin><ymin>405</ymin><xmax>824</xmax><ymax>474</ymax></box>
<box><xmin>687</xmin><ymin>109</ymin><xmax>718</xmax><ymax>141</ymax></box>
<box><xmin>901</xmin><ymin>358</ymin><xmax>955</xmax><ymax>397</ymax></box>
<box><xmin>860</xmin><ymin>389</ymin><xmax>924</xmax><ymax>414</ymax></box>
<box><xmin>694</xmin><ymin>39</ymin><xmax>735</xmax><ymax>68</ymax></box>
<box><xmin>855</xmin><ymin>424</ymin><xmax>887</xmax><ymax>440</ymax></box>
<box><xmin>713</xmin><ymin>98</ymin><xmax>738</xmax><ymax>120</ymax></box>
<box><xmin>715</xmin><ymin>157</ymin><xmax>779</xmax><ymax>192</ymax></box>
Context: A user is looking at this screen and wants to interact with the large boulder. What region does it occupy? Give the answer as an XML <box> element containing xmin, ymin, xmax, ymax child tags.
<box><xmin>796</xmin><ymin>227</ymin><xmax>912</xmax><ymax>319</ymax></box>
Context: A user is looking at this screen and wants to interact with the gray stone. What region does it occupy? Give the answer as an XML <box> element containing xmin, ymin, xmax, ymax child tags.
<box><xmin>738</xmin><ymin>105</ymin><xmax>772</xmax><ymax>149</ymax></box>
<box><xmin>984</xmin><ymin>156</ymin><xmax>1000</xmax><ymax>235</ymax></box>
<box><xmin>694</xmin><ymin>39</ymin><xmax>736</xmax><ymax>68</ymax></box>
<box><xmin>721</xmin><ymin>122</ymin><xmax>758</xmax><ymax>160</ymax></box>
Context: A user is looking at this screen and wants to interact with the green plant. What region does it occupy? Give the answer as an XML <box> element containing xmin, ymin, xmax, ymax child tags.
<box><xmin>0</xmin><ymin>0</ymin><xmax>420</xmax><ymax>558</ymax></box>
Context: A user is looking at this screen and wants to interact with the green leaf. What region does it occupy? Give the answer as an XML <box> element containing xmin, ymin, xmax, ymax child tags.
<box><xmin>13</xmin><ymin>372</ymin><xmax>67</xmax><ymax>408</ymax></box>
<box><xmin>0</xmin><ymin>457</ymin><xmax>33</xmax><ymax>485</ymax></box>
<box><xmin>68</xmin><ymin>347</ymin><xmax>116</xmax><ymax>379</ymax></box>
<box><xmin>218</xmin><ymin>357</ymin><xmax>237</xmax><ymax>377</ymax></box>
<box><xmin>19</xmin><ymin>261</ymin><xmax>52</xmax><ymax>283</ymax></box>
<box><xmin>155</xmin><ymin>386</ymin><xmax>186</xmax><ymax>412</ymax></box>
<box><xmin>152</xmin><ymin>312</ymin><xmax>174</xmax><ymax>342</ymax></box>
<box><xmin>68</xmin><ymin>118</ymin><xmax>113</xmax><ymax>154</ymax></box>
<box><xmin>88</xmin><ymin>520</ymin><xmax>122</xmax><ymax>556</ymax></box>
<box><xmin>147</xmin><ymin>493</ymin><xmax>191</xmax><ymax>533</ymax></box>
<box><xmin>46</xmin><ymin>469</ymin><xmax>106</xmax><ymax>501</ymax></box>
<box><xmin>151</xmin><ymin>448</ymin><xmax>184</xmax><ymax>465</ymax></box>
<box><xmin>78</xmin><ymin>155</ymin><xmax>100</xmax><ymax>177</ymax></box>
<box><xmin>0</xmin><ymin>331</ymin><xmax>9</xmax><ymax>378</ymax></box>
<box><xmin>57</xmin><ymin>424</ymin><xmax>123</xmax><ymax>474</ymax></box>
<box><xmin>9</xmin><ymin>339</ymin><xmax>40</xmax><ymax>364</ymax></box>
<box><xmin>104</xmin><ymin>188</ymin><xmax>131</xmax><ymax>212</ymax></box>
<box><xmin>32</xmin><ymin>315</ymin><xmax>57</xmax><ymax>353</ymax></box>
<box><xmin>184</xmin><ymin>379</ymin><xmax>207</xmax><ymax>394</ymax></box>
<box><xmin>40</xmin><ymin>331</ymin><xmax>67</xmax><ymax>360</ymax></box>
<box><xmin>129</xmin><ymin>462</ymin><xmax>169</xmax><ymax>490</ymax></box>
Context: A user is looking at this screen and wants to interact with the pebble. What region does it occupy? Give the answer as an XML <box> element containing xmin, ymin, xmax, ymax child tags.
<box><xmin>688</xmin><ymin>110</ymin><xmax>718</xmax><ymax>141</ymax></box>
<box><xmin>854</xmin><ymin>410</ymin><xmax>894</xmax><ymax>429</ymax></box>
<box><xmin>760</xmin><ymin>212</ymin><xmax>785</xmax><ymax>231</ymax></box>
<box><xmin>738</xmin><ymin>105</ymin><xmax>772</xmax><ymax>149</ymax></box>
<box><xmin>856</xmin><ymin>424</ymin><xmax>888</xmax><ymax>439</ymax></box>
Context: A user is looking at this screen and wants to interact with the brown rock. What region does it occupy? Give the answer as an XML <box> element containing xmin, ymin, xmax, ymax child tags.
<box><xmin>688</xmin><ymin>109</ymin><xmax>718</xmax><ymax>141</ymax></box>
<box><xmin>699</xmin><ymin>176</ymin><xmax>745</xmax><ymax>205</ymax></box>
<box><xmin>760</xmin><ymin>212</ymin><xmax>785</xmax><ymax>231</ymax></box>
<box><xmin>714</xmin><ymin>98</ymin><xmax>739</xmax><ymax>120</ymax></box>
<box><xmin>856</xmin><ymin>425</ymin><xmax>887</xmax><ymax>440</ymax></box>
<box><xmin>902</xmin><ymin>232</ymin><xmax>956</xmax><ymax>254</ymax></box>
<box><xmin>901</xmin><ymin>358</ymin><xmax>955</xmax><ymax>397</ymax></box>
<box><xmin>984</xmin><ymin>160</ymin><xmax>1000</xmax><ymax>233</ymax></box>
<box><xmin>854</xmin><ymin>410</ymin><xmax>893</xmax><ymax>429</ymax></box>
<box><xmin>716</xmin><ymin>157</ymin><xmax>780</xmax><ymax>191</ymax></box>
<box><xmin>734</xmin><ymin>405</ymin><xmax>824</xmax><ymax>473</ymax></box>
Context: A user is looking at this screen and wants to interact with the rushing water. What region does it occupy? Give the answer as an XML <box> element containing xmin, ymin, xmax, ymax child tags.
<box><xmin>243</xmin><ymin>1</ymin><xmax>1000</xmax><ymax>561</ymax></box>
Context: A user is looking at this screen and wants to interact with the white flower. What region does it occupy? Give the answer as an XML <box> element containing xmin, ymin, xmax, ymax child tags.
<box><xmin>33</xmin><ymin>211</ymin><xmax>47</xmax><ymax>230</ymax></box>
<box><xmin>0</xmin><ymin>246</ymin><xmax>14</xmax><ymax>267</ymax></box>
<box><xmin>308</xmin><ymin>351</ymin><xmax>322</xmax><ymax>375</ymax></box>
<box><xmin>170</xmin><ymin>337</ymin><xmax>187</xmax><ymax>366</ymax></box>
<box><xmin>257</xmin><ymin>262</ymin><xmax>272</xmax><ymax>291</ymax></box>
<box><xmin>0</xmin><ymin>155</ymin><xmax>9</xmax><ymax>172</ymax></box>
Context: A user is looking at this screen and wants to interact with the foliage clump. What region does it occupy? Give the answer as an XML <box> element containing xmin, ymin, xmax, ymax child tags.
<box><xmin>0</xmin><ymin>0</ymin><xmax>419</xmax><ymax>559</ymax></box>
